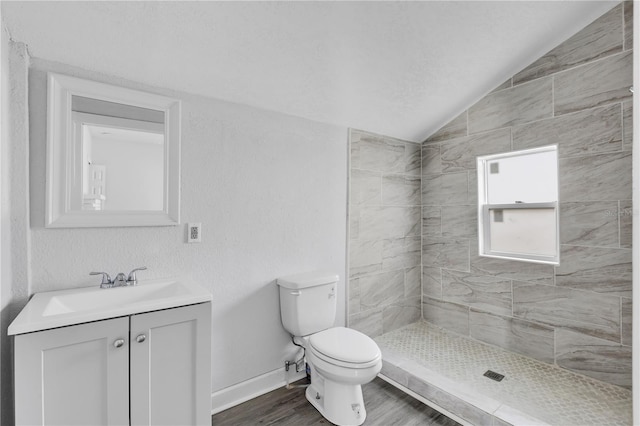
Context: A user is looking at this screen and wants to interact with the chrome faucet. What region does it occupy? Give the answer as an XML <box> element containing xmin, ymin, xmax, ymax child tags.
<box><xmin>127</xmin><ymin>267</ymin><xmax>147</xmax><ymax>286</ymax></box>
<box><xmin>91</xmin><ymin>267</ymin><xmax>147</xmax><ymax>288</ymax></box>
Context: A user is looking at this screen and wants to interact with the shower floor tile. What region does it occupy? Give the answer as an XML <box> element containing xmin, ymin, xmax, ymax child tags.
<box><xmin>374</xmin><ymin>321</ymin><xmax>632</xmax><ymax>426</ymax></box>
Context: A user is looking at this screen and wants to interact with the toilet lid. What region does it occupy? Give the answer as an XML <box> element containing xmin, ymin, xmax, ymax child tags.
<box><xmin>309</xmin><ymin>327</ymin><xmax>381</xmax><ymax>364</ymax></box>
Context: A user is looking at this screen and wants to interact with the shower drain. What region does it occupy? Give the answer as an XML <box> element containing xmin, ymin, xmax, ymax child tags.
<box><xmin>483</xmin><ymin>370</ymin><xmax>505</xmax><ymax>382</ymax></box>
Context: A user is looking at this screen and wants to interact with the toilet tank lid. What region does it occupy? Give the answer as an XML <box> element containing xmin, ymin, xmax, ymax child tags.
<box><xmin>277</xmin><ymin>271</ymin><xmax>339</xmax><ymax>290</ymax></box>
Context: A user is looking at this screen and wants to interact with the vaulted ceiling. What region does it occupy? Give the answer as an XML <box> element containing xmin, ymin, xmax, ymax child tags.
<box><xmin>2</xmin><ymin>1</ymin><xmax>618</xmax><ymax>142</ymax></box>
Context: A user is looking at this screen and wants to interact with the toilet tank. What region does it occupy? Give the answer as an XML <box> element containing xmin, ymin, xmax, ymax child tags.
<box><xmin>277</xmin><ymin>271</ymin><xmax>338</xmax><ymax>337</ymax></box>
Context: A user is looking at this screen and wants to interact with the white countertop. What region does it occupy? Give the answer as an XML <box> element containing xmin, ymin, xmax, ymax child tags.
<box><xmin>8</xmin><ymin>277</ymin><xmax>212</xmax><ymax>335</ymax></box>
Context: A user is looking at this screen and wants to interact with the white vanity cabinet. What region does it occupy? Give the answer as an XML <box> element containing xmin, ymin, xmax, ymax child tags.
<box><xmin>14</xmin><ymin>302</ymin><xmax>211</xmax><ymax>426</ymax></box>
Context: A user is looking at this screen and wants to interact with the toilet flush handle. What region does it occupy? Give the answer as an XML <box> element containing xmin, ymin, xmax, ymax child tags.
<box><xmin>290</xmin><ymin>290</ymin><xmax>301</xmax><ymax>296</ymax></box>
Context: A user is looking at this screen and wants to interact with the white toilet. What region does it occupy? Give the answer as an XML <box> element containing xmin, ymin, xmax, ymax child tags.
<box><xmin>277</xmin><ymin>271</ymin><xmax>382</xmax><ymax>426</ymax></box>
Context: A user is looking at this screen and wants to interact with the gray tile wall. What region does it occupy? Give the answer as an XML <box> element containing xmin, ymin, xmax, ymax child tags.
<box><xmin>349</xmin><ymin>129</ymin><xmax>422</xmax><ymax>337</ymax></box>
<box><xmin>421</xmin><ymin>2</ymin><xmax>633</xmax><ymax>388</ymax></box>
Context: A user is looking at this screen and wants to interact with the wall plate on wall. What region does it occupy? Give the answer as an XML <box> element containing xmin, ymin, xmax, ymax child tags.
<box><xmin>187</xmin><ymin>223</ymin><xmax>202</xmax><ymax>243</ymax></box>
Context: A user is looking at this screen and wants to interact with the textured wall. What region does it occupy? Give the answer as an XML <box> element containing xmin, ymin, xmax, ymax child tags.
<box><xmin>348</xmin><ymin>129</ymin><xmax>422</xmax><ymax>336</ymax></box>
<box><xmin>421</xmin><ymin>2</ymin><xmax>633</xmax><ymax>388</ymax></box>
<box><xmin>0</xmin><ymin>34</ymin><xmax>31</xmax><ymax>426</ymax></box>
<box><xmin>9</xmin><ymin>56</ymin><xmax>349</xmax><ymax>401</ymax></box>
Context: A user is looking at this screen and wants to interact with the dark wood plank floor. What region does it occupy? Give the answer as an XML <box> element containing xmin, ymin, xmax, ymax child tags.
<box><xmin>212</xmin><ymin>377</ymin><xmax>461</xmax><ymax>425</ymax></box>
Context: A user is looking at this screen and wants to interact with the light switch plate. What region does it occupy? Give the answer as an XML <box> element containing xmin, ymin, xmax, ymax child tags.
<box><xmin>187</xmin><ymin>223</ymin><xmax>202</xmax><ymax>243</ymax></box>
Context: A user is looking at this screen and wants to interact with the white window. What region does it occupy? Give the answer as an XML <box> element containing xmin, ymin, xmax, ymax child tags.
<box><xmin>477</xmin><ymin>145</ymin><xmax>559</xmax><ymax>265</ymax></box>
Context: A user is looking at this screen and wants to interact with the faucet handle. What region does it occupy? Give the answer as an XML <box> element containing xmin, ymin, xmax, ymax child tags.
<box><xmin>127</xmin><ymin>267</ymin><xmax>147</xmax><ymax>285</ymax></box>
<box><xmin>90</xmin><ymin>271</ymin><xmax>112</xmax><ymax>288</ymax></box>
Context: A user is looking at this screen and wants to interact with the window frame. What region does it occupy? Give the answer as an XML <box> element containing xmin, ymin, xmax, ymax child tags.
<box><xmin>477</xmin><ymin>145</ymin><xmax>560</xmax><ymax>265</ymax></box>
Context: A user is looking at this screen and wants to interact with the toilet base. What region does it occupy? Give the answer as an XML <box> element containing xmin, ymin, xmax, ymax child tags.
<box><xmin>305</xmin><ymin>377</ymin><xmax>367</xmax><ymax>426</ymax></box>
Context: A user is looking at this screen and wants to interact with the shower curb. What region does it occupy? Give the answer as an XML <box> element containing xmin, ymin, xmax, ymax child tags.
<box><xmin>377</xmin><ymin>347</ymin><xmax>550</xmax><ymax>426</ymax></box>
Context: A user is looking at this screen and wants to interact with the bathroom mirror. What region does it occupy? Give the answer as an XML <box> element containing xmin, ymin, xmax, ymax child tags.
<box><xmin>46</xmin><ymin>73</ymin><xmax>181</xmax><ymax>227</ymax></box>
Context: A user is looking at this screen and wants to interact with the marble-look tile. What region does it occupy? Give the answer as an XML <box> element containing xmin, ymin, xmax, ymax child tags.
<box><xmin>405</xmin><ymin>265</ymin><xmax>421</xmax><ymax>299</ymax></box>
<box><xmin>622</xmin><ymin>297</ymin><xmax>632</xmax><ymax>346</ymax></box>
<box><xmin>468</xmin><ymin>77</ymin><xmax>552</xmax><ymax>134</ymax></box>
<box><xmin>350</xmin><ymin>169</ymin><xmax>381</xmax><ymax>206</ymax></box>
<box><xmin>349</xmin><ymin>204</ymin><xmax>360</xmax><ymax>240</ymax></box>
<box><xmin>350</xmin><ymin>132</ymin><xmax>406</xmax><ymax>173</ymax></box>
<box><xmin>360</xmin><ymin>270</ymin><xmax>405</xmax><ymax>310</ymax></box>
<box><xmin>619</xmin><ymin>199</ymin><xmax>632</xmax><ymax>249</ymax></box>
<box><xmin>559</xmin><ymin>151</ymin><xmax>631</xmax><ymax>202</ymax></box>
<box><xmin>559</xmin><ymin>201</ymin><xmax>619</xmax><ymax>247</ymax></box>
<box><xmin>622</xmin><ymin>101</ymin><xmax>632</xmax><ymax>151</ymax></box>
<box><xmin>383</xmin><ymin>297</ymin><xmax>421</xmax><ymax>334</ymax></box>
<box><xmin>349</xmin><ymin>308</ymin><xmax>383</xmax><ymax>338</ymax></box>
<box><xmin>441</xmin><ymin>205</ymin><xmax>476</xmax><ymax>239</ymax></box>
<box><xmin>358</xmin><ymin>206</ymin><xmax>421</xmax><ymax>240</ymax></box>
<box><xmin>513</xmin><ymin>281</ymin><xmax>621</xmax><ymax>342</ymax></box>
<box><xmin>469</xmin><ymin>310</ymin><xmax>554</xmax><ymax>363</ymax></box>
<box><xmin>422</xmin><ymin>172</ymin><xmax>468</xmax><ymax>206</ymax></box>
<box><xmin>407</xmin><ymin>374</ymin><xmax>494</xmax><ymax>425</ymax></box>
<box><xmin>442</xmin><ymin>270</ymin><xmax>511</xmax><ymax>316</ymax></box>
<box><xmin>470</xmin><ymin>242</ymin><xmax>554</xmax><ymax>284</ymax></box>
<box><xmin>379</xmin><ymin>360</ymin><xmax>411</xmax><ymax>388</ymax></box>
<box><xmin>556</xmin><ymin>328</ymin><xmax>632</xmax><ymax>388</ymax></box>
<box><xmin>492</xmin><ymin>416</ymin><xmax>513</xmax><ymax>426</ymax></box>
<box><xmin>554</xmin><ymin>51</ymin><xmax>633</xmax><ymax>116</ymax></box>
<box><xmin>405</xmin><ymin>142</ymin><xmax>422</xmax><ymax>176</ymax></box>
<box><xmin>467</xmin><ymin>171</ymin><xmax>478</xmax><ymax>207</ymax></box>
<box><xmin>490</xmin><ymin>78</ymin><xmax>512</xmax><ymax>94</ymax></box>
<box><xmin>381</xmin><ymin>174</ymin><xmax>420</xmax><ymax>206</ymax></box>
<box><xmin>348</xmin><ymin>238</ymin><xmax>382</xmax><ymax>278</ymax></box>
<box><xmin>512</xmin><ymin>104</ymin><xmax>623</xmax><ymax>157</ymax></box>
<box><xmin>382</xmin><ymin>237</ymin><xmax>421</xmax><ymax>271</ymax></box>
<box><xmin>513</xmin><ymin>5</ymin><xmax>623</xmax><ymax>85</ymax></box>
<box><xmin>423</xmin><ymin>266</ymin><xmax>442</xmax><ymax>298</ymax></box>
<box><xmin>348</xmin><ymin>277</ymin><xmax>361</xmax><ymax>315</ymax></box>
<box><xmin>423</xmin><ymin>236</ymin><xmax>470</xmax><ymax>272</ymax></box>
<box><xmin>426</xmin><ymin>111</ymin><xmax>467</xmax><ymax>143</ymax></box>
<box><xmin>350</xmin><ymin>129</ymin><xmax>362</xmax><ymax>143</ymax></box>
<box><xmin>422</xmin><ymin>206</ymin><xmax>441</xmax><ymax>236</ymax></box>
<box><xmin>375</xmin><ymin>322</ymin><xmax>632</xmax><ymax>423</ymax></box>
<box><xmin>492</xmin><ymin>405</ymin><xmax>552</xmax><ymax>426</ymax></box>
<box><xmin>440</xmin><ymin>128</ymin><xmax>511</xmax><ymax>173</ymax></box>
<box><xmin>423</xmin><ymin>297</ymin><xmax>469</xmax><ymax>336</ymax></box>
<box><xmin>624</xmin><ymin>1</ymin><xmax>633</xmax><ymax>51</ymax></box>
<box><xmin>555</xmin><ymin>245</ymin><xmax>631</xmax><ymax>297</ymax></box>
<box><xmin>421</xmin><ymin>143</ymin><xmax>442</xmax><ymax>175</ymax></box>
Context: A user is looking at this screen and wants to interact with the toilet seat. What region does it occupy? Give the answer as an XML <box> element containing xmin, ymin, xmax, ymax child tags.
<box><xmin>309</xmin><ymin>327</ymin><xmax>381</xmax><ymax>369</ymax></box>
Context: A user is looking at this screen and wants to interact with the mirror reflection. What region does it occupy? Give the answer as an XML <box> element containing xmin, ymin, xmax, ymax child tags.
<box><xmin>71</xmin><ymin>96</ymin><xmax>165</xmax><ymax>212</ymax></box>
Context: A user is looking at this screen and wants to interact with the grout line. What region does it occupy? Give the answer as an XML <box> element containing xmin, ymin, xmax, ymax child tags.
<box><xmin>618</xmin><ymin>199</ymin><xmax>622</xmax><ymax>248</ymax></box>
<box><xmin>465</xmin><ymin>109</ymin><xmax>469</xmax><ymax>137</ymax></box>
<box><xmin>620</xmin><ymin>296</ymin><xmax>623</xmax><ymax>345</ymax></box>
<box><xmin>551</xmin><ymin>75</ymin><xmax>555</xmax><ymax>117</ymax></box>
<box><xmin>621</xmin><ymin>1</ymin><xmax>626</xmax><ymax>51</ymax></box>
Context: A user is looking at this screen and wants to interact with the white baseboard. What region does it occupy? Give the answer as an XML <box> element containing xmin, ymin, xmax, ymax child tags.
<box><xmin>211</xmin><ymin>367</ymin><xmax>306</xmax><ymax>415</ymax></box>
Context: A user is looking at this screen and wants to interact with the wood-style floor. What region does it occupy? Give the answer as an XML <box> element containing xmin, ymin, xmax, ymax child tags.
<box><xmin>211</xmin><ymin>377</ymin><xmax>461</xmax><ymax>425</ymax></box>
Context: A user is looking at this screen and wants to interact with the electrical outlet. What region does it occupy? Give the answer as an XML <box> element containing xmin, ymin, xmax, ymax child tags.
<box><xmin>187</xmin><ymin>223</ymin><xmax>202</xmax><ymax>243</ymax></box>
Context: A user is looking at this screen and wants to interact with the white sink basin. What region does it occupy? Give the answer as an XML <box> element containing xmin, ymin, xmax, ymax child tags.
<box><xmin>8</xmin><ymin>278</ymin><xmax>211</xmax><ymax>335</ymax></box>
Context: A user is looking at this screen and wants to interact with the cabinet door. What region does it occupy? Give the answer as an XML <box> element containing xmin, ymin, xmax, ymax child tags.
<box><xmin>130</xmin><ymin>302</ymin><xmax>211</xmax><ymax>426</ymax></box>
<box><xmin>14</xmin><ymin>316</ymin><xmax>130</xmax><ymax>426</ymax></box>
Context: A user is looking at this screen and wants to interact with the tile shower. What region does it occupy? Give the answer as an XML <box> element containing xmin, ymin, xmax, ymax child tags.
<box><xmin>349</xmin><ymin>1</ymin><xmax>633</xmax><ymax>423</ymax></box>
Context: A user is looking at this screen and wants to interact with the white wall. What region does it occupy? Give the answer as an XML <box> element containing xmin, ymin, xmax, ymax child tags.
<box><xmin>1</xmin><ymin>33</ymin><xmax>31</xmax><ymax>425</ymax></box>
<box><xmin>0</xmin><ymin>18</ymin><xmax>8</xmax><ymax>426</ymax></box>
<box><xmin>8</xmin><ymin>56</ymin><xmax>348</xmax><ymax>410</ymax></box>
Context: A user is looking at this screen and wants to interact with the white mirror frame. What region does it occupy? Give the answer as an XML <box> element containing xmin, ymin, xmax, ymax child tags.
<box><xmin>46</xmin><ymin>73</ymin><xmax>181</xmax><ymax>228</ymax></box>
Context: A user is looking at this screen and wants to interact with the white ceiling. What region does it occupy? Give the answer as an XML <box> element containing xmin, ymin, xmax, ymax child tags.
<box><xmin>2</xmin><ymin>1</ymin><xmax>618</xmax><ymax>142</ymax></box>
